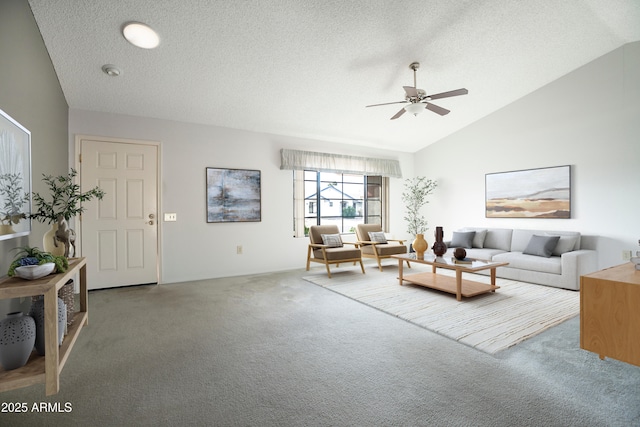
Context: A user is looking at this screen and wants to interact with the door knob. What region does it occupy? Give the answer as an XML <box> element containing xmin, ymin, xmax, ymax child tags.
<box><xmin>146</xmin><ymin>220</ymin><xmax>154</xmax><ymax>225</ymax></box>
<box><xmin>149</xmin><ymin>214</ymin><xmax>155</xmax><ymax>219</ymax></box>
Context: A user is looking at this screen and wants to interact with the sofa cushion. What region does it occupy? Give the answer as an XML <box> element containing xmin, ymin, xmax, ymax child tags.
<box><xmin>545</xmin><ymin>233</ymin><xmax>579</xmax><ymax>256</ymax></box>
<box><xmin>450</xmin><ymin>231</ymin><xmax>475</xmax><ymax>248</ymax></box>
<box><xmin>523</xmin><ymin>235</ymin><xmax>560</xmax><ymax>258</ymax></box>
<box><xmin>368</xmin><ymin>231</ymin><xmax>387</xmax><ymax>243</ymax></box>
<box><xmin>483</xmin><ymin>228</ymin><xmax>513</xmax><ymax>251</ymax></box>
<box><xmin>461</xmin><ymin>228</ymin><xmax>487</xmax><ymax>248</ymax></box>
<box><xmin>444</xmin><ymin>248</ymin><xmax>506</xmax><ymax>261</ymax></box>
<box><xmin>493</xmin><ymin>252</ymin><xmax>562</xmax><ymax>275</ymax></box>
<box><xmin>321</xmin><ymin>233</ymin><xmax>343</xmax><ymax>248</ymax></box>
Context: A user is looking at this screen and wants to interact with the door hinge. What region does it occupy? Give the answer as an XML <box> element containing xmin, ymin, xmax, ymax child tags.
<box><xmin>79</xmin><ymin>153</ymin><xmax>82</xmax><ymax>163</ymax></box>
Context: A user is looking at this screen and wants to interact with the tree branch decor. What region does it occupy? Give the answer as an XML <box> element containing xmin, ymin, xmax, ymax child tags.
<box><xmin>402</xmin><ymin>177</ymin><xmax>437</xmax><ymax>235</ymax></box>
<box><xmin>30</xmin><ymin>169</ymin><xmax>105</xmax><ymax>224</ymax></box>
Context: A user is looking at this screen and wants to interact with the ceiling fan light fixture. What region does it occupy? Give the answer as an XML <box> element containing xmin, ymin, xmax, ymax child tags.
<box><xmin>122</xmin><ymin>22</ymin><xmax>160</xmax><ymax>49</ymax></box>
<box><xmin>405</xmin><ymin>103</ymin><xmax>425</xmax><ymax>116</ymax></box>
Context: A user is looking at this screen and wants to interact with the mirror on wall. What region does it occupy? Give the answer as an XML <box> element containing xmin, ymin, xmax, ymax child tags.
<box><xmin>0</xmin><ymin>108</ymin><xmax>31</xmax><ymax>241</ymax></box>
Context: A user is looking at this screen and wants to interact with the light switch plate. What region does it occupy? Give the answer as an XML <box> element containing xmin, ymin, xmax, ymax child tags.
<box><xmin>164</xmin><ymin>213</ymin><xmax>177</xmax><ymax>222</ymax></box>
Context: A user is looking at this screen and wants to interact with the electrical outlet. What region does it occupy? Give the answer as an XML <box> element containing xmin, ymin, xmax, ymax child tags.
<box><xmin>622</xmin><ymin>250</ymin><xmax>632</xmax><ymax>261</ymax></box>
<box><xmin>237</xmin><ymin>245</ymin><xmax>243</xmax><ymax>255</ymax></box>
<box><xmin>164</xmin><ymin>213</ymin><xmax>177</xmax><ymax>222</ymax></box>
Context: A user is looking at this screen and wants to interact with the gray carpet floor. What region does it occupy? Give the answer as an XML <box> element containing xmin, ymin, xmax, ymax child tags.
<box><xmin>2</xmin><ymin>265</ymin><xmax>639</xmax><ymax>426</ymax></box>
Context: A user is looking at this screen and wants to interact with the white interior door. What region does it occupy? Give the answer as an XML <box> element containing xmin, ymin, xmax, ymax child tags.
<box><xmin>80</xmin><ymin>138</ymin><xmax>159</xmax><ymax>290</ymax></box>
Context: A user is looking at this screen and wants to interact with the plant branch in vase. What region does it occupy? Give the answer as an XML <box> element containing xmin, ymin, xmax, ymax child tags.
<box><xmin>29</xmin><ymin>168</ymin><xmax>105</xmax><ymax>256</ymax></box>
<box><xmin>402</xmin><ymin>177</ymin><xmax>437</xmax><ymax>258</ymax></box>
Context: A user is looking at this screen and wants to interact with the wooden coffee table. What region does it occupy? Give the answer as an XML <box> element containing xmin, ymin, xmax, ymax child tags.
<box><xmin>391</xmin><ymin>253</ymin><xmax>509</xmax><ymax>301</ymax></box>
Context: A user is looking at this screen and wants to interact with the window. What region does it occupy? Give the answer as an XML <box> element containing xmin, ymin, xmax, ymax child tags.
<box><xmin>294</xmin><ymin>170</ymin><xmax>387</xmax><ymax>237</ymax></box>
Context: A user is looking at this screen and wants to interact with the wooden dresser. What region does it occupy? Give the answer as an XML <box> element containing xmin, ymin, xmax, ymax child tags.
<box><xmin>580</xmin><ymin>262</ymin><xmax>640</xmax><ymax>366</ymax></box>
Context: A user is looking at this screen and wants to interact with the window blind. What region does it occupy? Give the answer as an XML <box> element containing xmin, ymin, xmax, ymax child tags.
<box><xmin>280</xmin><ymin>149</ymin><xmax>402</xmax><ymax>178</ymax></box>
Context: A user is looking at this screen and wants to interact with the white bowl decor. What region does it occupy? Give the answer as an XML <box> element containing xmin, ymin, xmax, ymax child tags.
<box><xmin>14</xmin><ymin>263</ymin><xmax>55</xmax><ymax>280</ymax></box>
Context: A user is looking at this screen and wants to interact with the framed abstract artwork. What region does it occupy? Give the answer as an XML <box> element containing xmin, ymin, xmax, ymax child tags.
<box><xmin>0</xmin><ymin>108</ymin><xmax>31</xmax><ymax>240</ymax></box>
<box><xmin>206</xmin><ymin>167</ymin><xmax>261</xmax><ymax>223</ymax></box>
<box><xmin>485</xmin><ymin>165</ymin><xmax>571</xmax><ymax>218</ymax></box>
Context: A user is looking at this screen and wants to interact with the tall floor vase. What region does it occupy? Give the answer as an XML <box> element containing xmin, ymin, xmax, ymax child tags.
<box><xmin>29</xmin><ymin>297</ymin><xmax>66</xmax><ymax>356</ymax></box>
<box><xmin>0</xmin><ymin>312</ymin><xmax>36</xmax><ymax>370</ymax></box>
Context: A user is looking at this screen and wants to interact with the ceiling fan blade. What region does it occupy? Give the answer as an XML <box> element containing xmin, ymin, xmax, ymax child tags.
<box><xmin>403</xmin><ymin>86</ymin><xmax>419</xmax><ymax>98</ymax></box>
<box><xmin>390</xmin><ymin>108</ymin><xmax>406</xmax><ymax>120</ymax></box>
<box><xmin>366</xmin><ymin>100</ymin><xmax>407</xmax><ymax>108</ymax></box>
<box><xmin>427</xmin><ymin>88</ymin><xmax>468</xmax><ymax>100</ymax></box>
<box><xmin>425</xmin><ymin>102</ymin><xmax>450</xmax><ymax>116</ymax></box>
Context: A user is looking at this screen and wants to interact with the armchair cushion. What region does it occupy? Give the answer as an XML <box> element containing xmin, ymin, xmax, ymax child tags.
<box><xmin>321</xmin><ymin>233</ymin><xmax>343</xmax><ymax>247</ymax></box>
<box><xmin>361</xmin><ymin>244</ymin><xmax>407</xmax><ymax>256</ymax></box>
<box><xmin>314</xmin><ymin>246</ymin><xmax>361</xmax><ymax>260</ymax></box>
<box><xmin>368</xmin><ymin>231</ymin><xmax>387</xmax><ymax>243</ymax></box>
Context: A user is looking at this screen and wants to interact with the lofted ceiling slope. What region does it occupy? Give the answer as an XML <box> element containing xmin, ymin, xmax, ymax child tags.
<box><xmin>27</xmin><ymin>0</ymin><xmax>640</xmax><ymax>153</ymax></box>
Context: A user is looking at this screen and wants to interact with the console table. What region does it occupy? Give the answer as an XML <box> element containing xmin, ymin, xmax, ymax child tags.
<box><xmin>580</xmin><ymin>262</ymin><xmax>640</xmax><ymax>366</ymax></box>
<box><xmin>0</xmin><ymin>257</ymin><xmax>88</xmax><ymax>395</ymax></box>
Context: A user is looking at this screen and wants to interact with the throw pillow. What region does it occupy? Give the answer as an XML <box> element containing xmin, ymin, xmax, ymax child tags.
<box><xmin>450</xmin><ymin>231</ymin><xmax>475</xmax><ymax>249</ymax></box>
<box><xmin>368</xmin><ymin>231</ymin><xmax>387</xmax><ymax>243</ymax></box>
<box><xmin>545</xmin><ymin>233</ymin><xmax>579</xmax><ymax>256</ymax></box>
<box><xmin>523</xmin><ymin>235</ymin><xmax>560</xmax><ymax>258</ymax></box>
<box><xmin>462</xmin><ymin>228</ymin><xmax>487</xmax><ymax>248</ymax></box>
<box><xmin>321</xmin><ymin>234</ymin><xmax>343</xmax><ymax>248</ymax></box>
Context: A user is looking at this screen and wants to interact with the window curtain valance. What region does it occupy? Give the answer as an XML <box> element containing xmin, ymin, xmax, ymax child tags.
<box><xmin>280</xmin><ymin>149</ymin><xmax>402</xmax><ymax>178</ymax></box>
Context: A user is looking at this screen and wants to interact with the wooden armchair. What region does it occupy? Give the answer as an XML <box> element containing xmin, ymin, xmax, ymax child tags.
<box><xmin>306</xmin><ymin>225</ymin><xmax>365</xmax><ymax>278</ymax></box>
<box><xmin>355</xmin><ymin>224</ymin><xmax>410</xmax><ymax>271</ymax></box>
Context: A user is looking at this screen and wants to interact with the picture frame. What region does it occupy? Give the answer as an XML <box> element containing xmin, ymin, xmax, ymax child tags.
<box><xmin>206</xmin><ymin>167</ymin><xmax>261</xmax><ymax>223</ymax></box>
<box><xmin>485</xmin><ymin>165</ymin><xmax>571</xmax><ymax>219</ymax></box>
<box><xmin>0</xmin><ymin>108</ymin><xmax>31</xmax><ymax>240</ymax></box>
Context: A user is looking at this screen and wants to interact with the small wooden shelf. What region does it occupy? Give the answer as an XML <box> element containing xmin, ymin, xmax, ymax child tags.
<box><xmin>0</xmin><ymin>257</ymin><xmax>88</xmax><ymax>395</ymax></box>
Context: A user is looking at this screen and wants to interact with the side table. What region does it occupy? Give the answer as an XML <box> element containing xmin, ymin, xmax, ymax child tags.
<box><xmin>0</xmin><ymin>257</ymin><xmax>88</xmax><ymax>395</ymax></box>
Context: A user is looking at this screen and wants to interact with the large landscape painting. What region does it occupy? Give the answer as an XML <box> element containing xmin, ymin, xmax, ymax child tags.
<box><xmin>485</xmin><ymin>165</ymin><xmax>571</xmax><ymax>218</ymax></box>
<box><xmin>206</xmin><ymin>168</ymin><xmax>261</xmax><ymax>223</ymax></box>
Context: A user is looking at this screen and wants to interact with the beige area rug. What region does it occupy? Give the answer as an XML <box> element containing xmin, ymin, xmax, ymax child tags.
<box><xmin>303</xmin><ymin>265</ymin><xmax>579</xmax><ymax>354</ymax></box>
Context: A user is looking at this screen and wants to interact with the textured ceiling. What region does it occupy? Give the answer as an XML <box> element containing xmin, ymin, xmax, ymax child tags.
<box><xmin>28</xmin><ymin>0</ymin><xmax>640</xmax><ymax>153</ymax></box>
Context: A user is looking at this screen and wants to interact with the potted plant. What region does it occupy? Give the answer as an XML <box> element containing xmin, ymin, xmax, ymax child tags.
<box><xmin>30</xmin><ymin>168</ymin><xmax>104</xmax><ymax>255</ymax></box>
<box><xmin>7</xmin><ymin>246</ymin><xmax>69</xmax><ymax>277</ymax></box>
<box><xmin>0</xmin><ymin>173</ymin><xmax>29</xmax><ymax>234</ymax></box>
<box><xmin>402</xmin><ymin>177</ymin><xmax>437</xmax><ymax>257</ymax></box>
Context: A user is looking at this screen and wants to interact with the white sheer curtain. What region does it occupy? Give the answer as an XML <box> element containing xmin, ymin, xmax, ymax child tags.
<box><xmin>280</xmin><ymin>149</ymin><xmax>402</xmax><ymax>178</ymax></box>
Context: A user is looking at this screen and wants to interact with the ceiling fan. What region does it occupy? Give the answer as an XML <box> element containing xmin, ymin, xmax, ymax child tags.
<box><xmin>366</xmin><ymin>62</ymin><xmax>468</xmax><ymax>120</ymax></box>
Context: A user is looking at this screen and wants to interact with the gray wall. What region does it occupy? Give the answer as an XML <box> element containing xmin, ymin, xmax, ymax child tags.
<box><xmin>415</xmin><ymin>42</ymin><xmax>640</xmax><ymax>270</ymax></box>
<box><xmin>0</xmin><ymin>0</ymin><xmax>69</xmax><ymax>312</ymax></box>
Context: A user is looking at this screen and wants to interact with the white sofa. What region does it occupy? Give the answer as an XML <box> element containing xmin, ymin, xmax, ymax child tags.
<box><xmin>443</xmin><ymin>227</ymin><xmax>598</xmax><ymax>290</ymax></box>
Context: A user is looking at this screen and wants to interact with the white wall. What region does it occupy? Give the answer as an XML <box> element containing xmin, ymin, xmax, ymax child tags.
<box><xmin>415</xmin><ymin>42</ymin><xmax>640</xmax><ymax>270</ymax></box>
<box><xmin>68</xmin><ymin>111</ymin><xmax>413</xmax><ymax>283</ymax></box>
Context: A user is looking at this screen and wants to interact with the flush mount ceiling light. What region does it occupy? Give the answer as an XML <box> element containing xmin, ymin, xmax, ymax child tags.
<box><xmin>102</xmin><ymin>64</ymin><xmax>121</xmax><ymax>77</ymax></box>
<box><xmin>122</xmin><ymin>22</ymin><xmax>160</xmax><ymax>49</ymax></box>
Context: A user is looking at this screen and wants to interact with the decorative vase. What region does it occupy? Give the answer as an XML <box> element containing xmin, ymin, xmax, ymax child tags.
<box><xmin>0</xmin><ymin>224</ymin><xmax>15</xmax><ymax>235</ymax></box>
<box><xmin>0</xmin><ymin>312</ymin><xmax>36</xmax><ymax>370</ymax></box>
<box><xmin>29</xmin><ymin>297</ymin><xmax>67</xmax><ymax>356</ymax></box>
<box><xmin>412</xmin><ymin>234</ymin><xmax>428</xmax><ymax>259</ymax></box>
<box><xmin>59</xmin><ymin>280</ymin><xmax>75</xmax><ymax>327</ymax></box>
<box><xmin>454</xmin><ymin>247</ymin><xmax>467</xmax><ymax>260</ymax></box>
<box><xmin>43</xmin><ymin>223</ymin><xmax>65</xmax><ymax>256</ymax></box>
<box><xmin>432</xmin><ymin>226</ymin><xmax>448</xmax><ymax>257</ymax></box>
